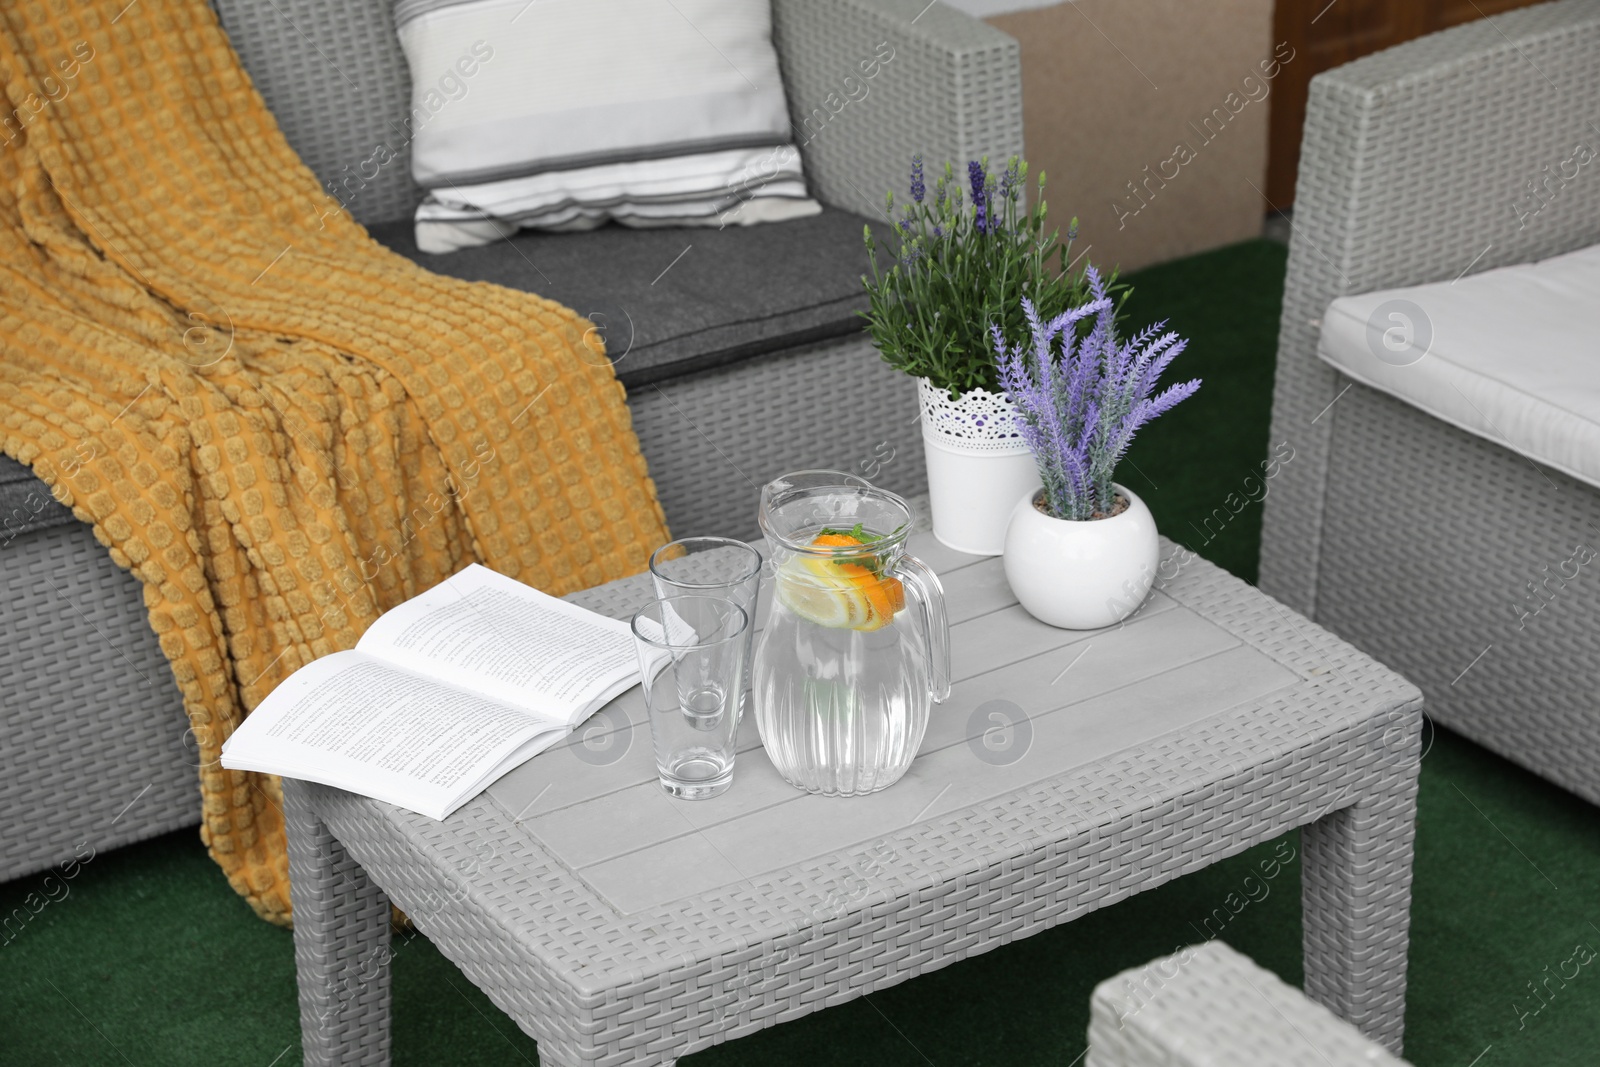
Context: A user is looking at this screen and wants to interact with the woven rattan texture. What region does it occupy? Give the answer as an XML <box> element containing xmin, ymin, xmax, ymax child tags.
<box><xmin>288</xmin><ymin>544</ymin><xmax>1421</xmax><ymax>1065</ymax></box>
<box><xmin>1258</xmin><ymin>0</ymin><xmax>1600</xmax><ymax>618</ymax></box>
<box><xmin>0</xmin><ymin>524</ymin><xmax>194</xmax><ymax>882</ymax></box>
<box><xmin>1086</xmin><ymin>941</ymin><xmax>1410</xmax><ymax>1066</ymax></box>
<box><xmin>1318</xmin><ymin>383</ymin><xmax>1600</xmax><ymax>805</ymax></box>
<box><xmin>0</xmin><ymin>455</ymin><xmax>74</xmax><ymax>537</ymax></box>
<box><xmin>212</xmin><ymin>0</ymin><xmax>423</xmax><ymax>227</ymax></box>
<box><xmin>286</xmin><ymin>779</ymin><xmax>394</xmax><ymax>1067</ymax></box>
<box><xmin>771</xmin><ymin>0</ymin><xmax>1024</xmax><ymax>220</ymax></box>
<box><xmin>630</xmin><ymin>335</ymin><xmax>927</xmax><ymax>541</ymax></box>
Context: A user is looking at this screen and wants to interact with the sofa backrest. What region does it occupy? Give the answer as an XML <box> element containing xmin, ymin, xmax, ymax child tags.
<box><xmin>211</xmin><ymin>0</ymin><xmax>1025</xmax><ymax>230</ymax></box>
<box><xmin>213</xmin><ymin>0</ymin><xmax>425</xmax><ymax>226</ymax></box>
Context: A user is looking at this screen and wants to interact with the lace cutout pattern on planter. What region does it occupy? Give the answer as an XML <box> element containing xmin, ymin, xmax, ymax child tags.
<box><xmin>917</xmin><ymin>378</ymin><xmax>1031</xmax><ymax>454</ymax></box>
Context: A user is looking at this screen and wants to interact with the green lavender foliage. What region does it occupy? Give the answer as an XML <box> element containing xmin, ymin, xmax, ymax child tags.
<box><xmin>860</xmin><ymin>156</ymin><xmax>1111</xmax><ymax>397</ymax></box>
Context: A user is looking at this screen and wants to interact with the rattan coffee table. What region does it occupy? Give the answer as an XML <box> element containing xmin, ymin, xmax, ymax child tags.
<box><xmin>284</xmin><ymin>516</ymin><xmax>1423</xmax><ymax>1065</ymax></box>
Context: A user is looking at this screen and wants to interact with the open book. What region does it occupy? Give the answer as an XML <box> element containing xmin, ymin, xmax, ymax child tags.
<box><xmin>221</xmin><ymin>563</ymin><xmax>639</xmax><ymax>820</ymax></box>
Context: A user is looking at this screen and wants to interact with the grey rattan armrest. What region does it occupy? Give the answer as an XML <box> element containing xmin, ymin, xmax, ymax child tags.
<box><xmin>1087</xmin><ymin>942</ymin><xmax>1411</xmax><ymax>1067</ymax></box>
<box><xmin>771</xmin><ymin>0</ymin><xmax>1023</xmax><ymax>221</ymax></box>
<box><xmin>1259</xmin><ymin>0</ymin><xmax>1600</xmax><ymax>615</ymax></box>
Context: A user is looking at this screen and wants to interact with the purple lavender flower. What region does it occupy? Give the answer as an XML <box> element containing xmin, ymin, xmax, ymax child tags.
<box><xmin>968</xmin><ymin>160</ymin><xmax>988</xmax><ymax>235</ymax></box>
<box><xmin>999</xmin><ymin>157</ymin><xmax>1020</xmax><ymax>202</ymax></box>
<box><xmin>910</xmin><ymin>155</ymin><xmax>925</xmax><ymax>203</ymax></box>
<box><xmin>993</xmin><ymin>288</ymin><xmax>1200</xmax><ymax>520</ymax></box>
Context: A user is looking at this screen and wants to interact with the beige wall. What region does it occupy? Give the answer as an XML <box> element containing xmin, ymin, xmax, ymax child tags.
<box><xmin>983</xmin><ymin>0</ymin><xmax>1277</xmax><ymax>274</ymax></box>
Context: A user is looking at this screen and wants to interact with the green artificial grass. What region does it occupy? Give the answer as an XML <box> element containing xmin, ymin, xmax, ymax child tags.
<box><xmin>1116</xmin><ymin>238</ymin><xmax>1289</xmax><ymax>585</ymax></box>
<box><xmin>6</xmin><ymin>239</ymin><xmax>1599</xmax><ymax>1065</ymax></box>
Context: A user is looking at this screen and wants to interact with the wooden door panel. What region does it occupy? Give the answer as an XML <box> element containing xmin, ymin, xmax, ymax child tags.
<box><xmin>1305</xmin><ymin>0</ymin><xmax>1420</xmax><ymax>60</ymax></box>
<box><xmin>1266</xmin><ymin>0</ymin><xmax>1545</xmax><ymax>207</ymax></box>
<box><xmin>1427</xmin><ymin>0</ymin><xmax>1543</xmax><ymax>29</ymax></box>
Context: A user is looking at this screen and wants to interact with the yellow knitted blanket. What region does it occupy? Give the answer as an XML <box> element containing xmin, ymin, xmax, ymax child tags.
<box><xmin>0</xmin><ymin>0</ymin><xmax>668</xmax><ymax>924</ymax></box>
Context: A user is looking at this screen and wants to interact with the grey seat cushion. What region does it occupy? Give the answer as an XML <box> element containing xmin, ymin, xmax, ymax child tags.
<box><xmin>365</xmin><ymin>207</ymin><xmax>874</xmax><ymax>387</ymax></box>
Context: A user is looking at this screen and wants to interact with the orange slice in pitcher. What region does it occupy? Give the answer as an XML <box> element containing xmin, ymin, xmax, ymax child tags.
<box><xmin>775</xmin><ymin>532</ymin><xmax>905</xmax><ymax>631</ymax></box>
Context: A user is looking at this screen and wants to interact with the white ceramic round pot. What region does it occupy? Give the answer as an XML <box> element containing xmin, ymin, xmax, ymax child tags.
<box><xmin>917</xmin><ymin>378</ymin><xmax>1042</xmax><ymax>556</ymax></box>
<box><xmin>1003</xmin><ymin>483</ymin><xmax>1160</xmax><ymax>629</ymax></box>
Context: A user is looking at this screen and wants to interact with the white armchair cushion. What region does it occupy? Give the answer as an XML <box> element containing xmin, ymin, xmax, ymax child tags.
<box><xmin>1318</xmin><ymin>243</ymin><xmax>1600</xmax><ymax>490</ymax></box>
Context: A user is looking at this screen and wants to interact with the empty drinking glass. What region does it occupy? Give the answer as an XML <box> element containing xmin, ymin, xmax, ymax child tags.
<box><xmin>630</xmin><ymin>595</ymin><xmax>748</xmax><ymax>800</ymax></box>
<box><xmin>649</xmin><ymin>537</ymin><xmax>763</xmax><ymax>713</ymax></box>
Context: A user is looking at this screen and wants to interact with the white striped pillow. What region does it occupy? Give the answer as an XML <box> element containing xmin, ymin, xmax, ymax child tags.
<box><xmin>394</xmin><ymin>0</ymin><xmax>820</xmax><ymax>252</ymax></box>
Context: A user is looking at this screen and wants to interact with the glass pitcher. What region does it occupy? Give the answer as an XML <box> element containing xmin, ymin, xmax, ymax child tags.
<box><xmin>753</xmin><ymin>471</ymin><xmax>951</xmax><ymax>796</ymax></box>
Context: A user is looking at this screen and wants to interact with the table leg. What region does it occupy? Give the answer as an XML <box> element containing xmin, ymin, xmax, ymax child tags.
<box><xmin>285</xmin><ymin>778</ymin><xmax>393</xmax><ymax>1067</ymax></box>
<box><xmin>1300</xmin><ymin>763</ymin><xmax>1420</xmax><ymax>1054</ymax></box>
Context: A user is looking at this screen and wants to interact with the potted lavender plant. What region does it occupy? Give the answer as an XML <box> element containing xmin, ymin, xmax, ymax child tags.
<box><xmin>862</xmin><ymin>156</ymin><xmax>1097</xmax><ymax>555</ymax></box>
<box><xmin>993</xmin><ymin>271</ymin><xmax>1200</xmax><ymax>629</ymax></box>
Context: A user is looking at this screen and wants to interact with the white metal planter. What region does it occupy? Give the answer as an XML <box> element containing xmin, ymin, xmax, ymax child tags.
<box><xmin>917</xmin><ymin>377</ymin><xmax>1041</xmax><ymax>556</ymax></box>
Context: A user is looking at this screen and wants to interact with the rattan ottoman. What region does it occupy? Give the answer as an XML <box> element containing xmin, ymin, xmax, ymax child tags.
<box><xmin>1087</xmin><ymin>941</ymin><xmax>1411</xmax><ymax>1066</ymax></box>
<box><xmin>284</xmin><ymin>511</ymin><xmax>1423</xmax><ymax>1065</ymax></box>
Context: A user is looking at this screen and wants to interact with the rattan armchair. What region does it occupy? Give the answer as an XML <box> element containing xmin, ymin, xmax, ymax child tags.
<box><xmin>1259</xmin><ymin>0</ymin><xmax>1600</xmax><ymax>804</ymax></box>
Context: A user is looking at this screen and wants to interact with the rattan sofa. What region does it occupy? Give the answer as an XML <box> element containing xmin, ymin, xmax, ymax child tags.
<box><xmin>1259</xmin><ymin>0</ymin><xmax>1600</xmax><ymax>804</ymax></box>
<box><xmin>0</xmin><ymin>0</ymin><xmax>1023</xmax><ymax>884</ymax></box>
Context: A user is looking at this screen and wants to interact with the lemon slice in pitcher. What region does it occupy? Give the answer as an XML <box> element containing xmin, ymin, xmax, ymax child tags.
<box><xmin>776</xmin><ymin>558</ymin><xmax>862</xmax><ymax>628</ymax></box>
<box><xmin>775</xmin><ymin>532</ymin><xmax>905</xmax><ymax>631</ymax></box>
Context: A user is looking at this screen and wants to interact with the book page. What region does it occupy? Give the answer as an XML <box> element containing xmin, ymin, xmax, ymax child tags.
<box><xmin>220</xmin><ymin>650</ymin><xmax>564</xmax><ymax>820</ymax></box>
<box><xmin>356</xmin><ymin>563</ymin><xmax>637</xmax><ymax>722</ymax></box>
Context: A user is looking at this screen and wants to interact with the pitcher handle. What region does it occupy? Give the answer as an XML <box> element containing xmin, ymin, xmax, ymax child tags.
<box><xmin>897</xmin><ymin>554</ymin><xmax>951</xmax><ymax>703</ymax></box>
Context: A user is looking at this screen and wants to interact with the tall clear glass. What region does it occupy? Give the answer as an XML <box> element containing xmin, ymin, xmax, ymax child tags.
<box><xmin>630</xmin><ymin>595</ymin><xmax>748</xmax><ymax>800</ymax></box>
<box><xmin>753</xmin><ymin>471</ymin><xmax>951</xmax><ymax>796</ymax></box>
<box><xmin>649</xmin><ymin>537</ymin><xmax>762</xmax><ymax>714</ymax></box>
